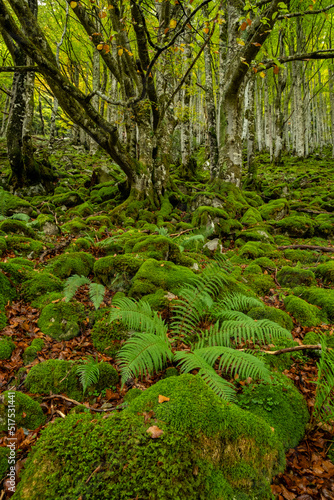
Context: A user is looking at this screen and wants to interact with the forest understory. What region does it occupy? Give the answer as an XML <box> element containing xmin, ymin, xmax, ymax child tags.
<box><xmin>0</xmin><ymin>137</ymin><xmax>333</xmax><ymax>500</ymax></box>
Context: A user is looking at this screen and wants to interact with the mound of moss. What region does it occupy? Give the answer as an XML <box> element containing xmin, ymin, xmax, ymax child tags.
<box><xmin>91</xmin><ymin>310</ymin><xmax>128</xmax><ymax>356</ymax></box>
<box><xmin>0</xmin><ymin>391</ymin><xmax>45</xmax><ymax>432</ymax></box>
<box><xmin>243</xmin><ymin>273</ymin><xmax>276</xmax><ymax>296</ymax></box>
<box><xmin>0</xmin><ymin>272</ymin><xmax>17</xmax><ymax>301</ymax></box>
<box><xmin>0</xmin><ymin>446</ymin><xmax>9</xmax><ymax>479</ymax></box>
<box><xmin>37</xmin><ymin>301</ymin><xmax>85</xmax><ymax>341</ymax></box>
<box><xmin>275</xmin><ymin>215</ymin><xmax>315</xmax><ymax>237</ymax></box>
<box><xmin>5</xmin><ymin>235</ymin><xmax>45</xmax><ymax>257</ymax></box>
<box><xmin>0</xmin><ymin>260</ymin><xmax>33</xmax><ymax>286</ymax></box>
<box><xmin>277</xmin><ymin>266</ymin><xmax>316</xmax><ymax>288</ymax></box>
<box><xmin>284</xmin><ymin>295</ymin><xmax>327</xmax><ymax>327</ymax></box>
<box><xmin>294</xmin><ymin>287</ymin><xmax>334</xmax><ymax>322</ymax></box>
<box><xmin>0</xmin><ymin>219</ymin><xmax>36</xmax><ymax>239</ymax></box>
<box><xmin>237</xmin><ymin>375</ymin><xmax>309</xmax><ymax>450</ymax></box>
<box><xmin>94</xmin><ymin>254</ymin><xmax>144</xmax><ymax>285</ymax></box>
<box><xmin>14</xmin><ymin>374</ymin><xmax>285</xmax><ymax>500</ymax></box>
<box><xmin>259</xmin><ymin>199</ymin><xmax>289</xmax><ymax>221</ymax></box>
<box><xmin>51</xmin><ymin>191</ymin><xmax>84</xmax><ymax>207</ymax></box>
<box><xmin>23</xmin><ymin>338</ymin><xmax>44</xmax><ymax>364</ymax></box>
<box><xmin>0</xmin><ymin>337</ymin><xmax>15</xmax><ymax>360</ymax></box>
<box><xmin>21</xmin><ymin>272</ymin><xmax>63</xmax><ymax>304</ymax></box>
<box><xmin>46</xmin><ymin>252</ymin><xmax>95</xmax><ymax>278</ymax></box>
<box><xmin>239</xmin><ymin>241</ymin><xmax>276</xmax><ymax>259</ymax></box>
<box><xmin>247</xmin><ymin>305</ymin><xmax>293</xmax><ymax>331</ymax></box>
<box><xmin>315</xmin><ymin>261</ymin><xmax>334</xmax><ymax>284</ymax></box>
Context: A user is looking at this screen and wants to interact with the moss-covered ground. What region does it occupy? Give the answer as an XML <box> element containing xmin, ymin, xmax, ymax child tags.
<box><xmin>0</xmin><ymin>138</ymin><xmax>334</xmax><ymax>498</ymax></box>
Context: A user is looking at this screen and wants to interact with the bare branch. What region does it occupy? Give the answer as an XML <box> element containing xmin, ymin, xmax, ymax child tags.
<box><xmin>278</xmin><ymin>3</ymin><xmax>334</xmax><ymax>20</ymax></box>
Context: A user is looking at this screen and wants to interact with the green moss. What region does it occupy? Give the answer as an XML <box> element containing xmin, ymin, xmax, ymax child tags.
<box><xmin>21</xmin><ymin>272</ymin><xmax>63</xmax><ymax>303</ymax></box>
<box><xmin>129</xmin><ymin>258</ymin><xmax>195</xmax><ymax>298</ymax></box>
<box><xmin>61</xmin><ymin>218</ymin><xmax>87</xmax><ymax>234</ymax></box>
<box><xmin>37</xmin><ymin>301</ymin><xmax>85</xmax><ymax>341</ymax></box>
<box><xmin>259</xmin><ymin>199</ymin><xmax>289</xmax><ymax>221</ymax></box>
<box><xmin>0</xmin><ymin>446</ymin><xmax>9</xmax><ymax>479</ymax></box>
<box><xmin>243</xmin><ymin>191</ymin><xmax>263</xmax><ymax>207</ymax></box>
<box><xmin>237</xmin><ymin>228</ymin><xmax>274</xmax><ymax>244</ymax></box>
<box><xmin>275</xmin><ymin>215</ymin><xmax>315</xmax><ymax>237</ymax></box>
<box><xmin>248</xmin><ymin>305</ymin><xmax>293</xmax><ymax>331</ymax></box>
<box><xmin>243</xmin><ymin>273</ymin><xmax>275</xmax><ymax>296</ymax></box>
<box><xmin>239</xmin><ymin>241</ymin><xmax>276</xmax><ymax>259</ymax></box>
<box><xmin>94</xmin><ymin>362</ymin><xmax>118</xmax><ymax>392</ymax></box>
<box><xmin>244</xmin><ymin>264</ymin><xmax>262</xmax><ymax>275</ymax></box>
<box><xmin>91</xmin><ymin>311</ymin><xmax>128</xmax><ymax>356</ymax></box>
<box><xmin>6</xmin><ymin>235</ymin><xmax>45</xmax><ymax>256</ymax></box>
<box><xmin>31</xmin><ymin>291</ymin><xmax>63</xmax><ymax>309</ymax></box>
<box><xmin>0</xmin><ymin>338</ymin><xmax>15</xmax><ymax>360</ymax></box>
<box><xmin>51</xmin><ymin>191</ymin><xmax>84</xmax><ymax>207</ymax></box>
<box><xmin>163</xmin><ymin>367</ymin><xmax>179</xmax><ymax>378</ymax></box>
<box><xmin>23</xmin><ymin>339</ymin><xmax>44</xmax><ymax>364</ymax></box>
<box><xmin>295</xmin><ymin>287</ymin><xmax>334</xmax><ymax>322</ymax></box>
<box><xmin>240</xmin><ymin>207</ymin><xmax>263</xmax><ymax>226</ymax></box>
<box><xmin>252</xmin><ymin>257</ymin><xmax>276</xmax><ymax>270</ymax></box>
<box><xmin>0</xmin><ymin>391</ymin><xmax>46</xmax><ymax>432</ymax></box>
<box><xmin>123</xmin><ymin>387</ymin><xmax>143</xmax><ymax>403</ymax></box>
<box><xmin>0</xmin><ymin>188</ymin><xmax>33</xmax><ymax>216</ymax></box>
<box><xmin>94</xmin><ymin>254</ymin><xmax>144</xmax><ymax>285</ymax></box>
<box><xmin>86</xmin><ymin>215</ymin><xmax>112</xmax><ymax>227</ymax></box>
<box><xmin>47</xmin><ymin>251</ymin><xmax>95</xmax><ymax>278</ymax></box>
<box><xmin>0</xmin><ymin>235</ymin><xmax>6</xmax><ymax>256</ymax></box>
<box><xmin>0</xmin><ymin>219</ymin><xmax>35</xmax><ymax>238</ymax></box>
<box><xmin>0</xmin><ymin>293</ymin><xmax>7</xmax><ymax>330</ymax></box>
<box><xmin>191</xmin><ymin>206</ymin><xmax>229</xmax><ymax>228</ymax></box>
<box><xmin>68</xmin><ymin>237</ymin><xmax>92</xmax><ymax>252</ymax></box>
<box><xmin>68</xmin><ymin>202</ymin><xmax>94</xmax><ymax>218</ymax></box>
<box><xmin>277</xmin><ymin>266</ymin><xmax>316</xmax><ymax>288</ymax></box>
<box><xmin>145</xmin><ymin>288</ymin><xmax>172</xmax><ymax>311</ymax></box>
<box><xmin>237</xmin><ymin>376</ymin><xmax>309</xmax><ymax>450</ymax></box>
<box><xmin>284</xmin><ymin>295</ymin><xmax>327</xmax><ymax>327</ymax></box>
<box><xmin>315</xmin><ymin>261</ymin><xmax>334</xmax><ymax>284</ymax></box>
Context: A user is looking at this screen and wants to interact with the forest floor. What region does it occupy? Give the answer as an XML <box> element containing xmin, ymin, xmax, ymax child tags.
<box><xmin>0</xmin><ymin>137</ymin><xmax>333</xmax><ymax>499</ymax></box>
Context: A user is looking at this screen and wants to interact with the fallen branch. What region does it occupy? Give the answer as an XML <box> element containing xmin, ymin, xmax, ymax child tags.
<box><xmin>277</xmin><ymin>244</ymin><xmax>334</xmax><ymax>253</ymax></box>
<box><xmin>42</xmin><ymin>394</ymin><xmax>116</xmax><ymax>412</ymax></box>
<box><xmin>39</xmin><ymin>236</ymin><xmax>73</xmax><ymax>262</ymax></box>
<box><xmin>170</xmin><ymin>227</ymin><xmax>198</xmax><ymax>238</ymax></box>
<box><xmin>262</xmin><ymin>344</ymin><xmax>321</xmax><ymax>355</ymax></box>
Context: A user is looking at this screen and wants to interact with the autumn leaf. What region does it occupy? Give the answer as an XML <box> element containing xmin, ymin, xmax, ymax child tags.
<box><xmin>147</xmin><ymin>425</ymin><xmax>164</xmax><ymax>438</ymax></box>
<box><xmin>97</xmin><ymin>44</ymin><xmax>104</xmax><ymax>50</ymax></box>
<box><xmin>246</xmin><ymin>17</ymin><xmax>252</xmax><ymax>26</ymax></box>
<box><xmin>240</xmin><ymin>22</ymin><xmax>247</xmax><ymax>31</ymax></box>
<box><xmin>158</xmin><ymin>395</ymin><xmax>170</xmax><ymax>403</ymax></box>
<box><xmin>273</xmin><ymin>65</ymin><xmax>279</xmax><ymax>74</ymax></box>
<box><xmin>118</xmin><ymin>48</ymin><xmax>123</xmax><ymax>56</ymax></box>
<box><xmin>203</xmin><ymin>27</ymin><xmax>209</xmax><ymax>34</ymax></box>
<box><xmin>99</xmin><ymin>11</ymin><xmax>107</xmax><ymax>19</ymax></box>
<box><xmin>259</xmin><ymin>71</ymin><xmax>266</xmax><ymax>78</ymax></box>
<box><xmin>70</xmin><ymin>1</ymin><xmax>77</xmax><ymax>8</ymax></box>
<box><xmin>170</xmin><ymin>19</ymin><xmax>177</xmax><ymax>29</ymax></box>
<box><xmin>103</xmin><ymin>44</ymin><xmax>110</xmax><ymax>53</ymax></box>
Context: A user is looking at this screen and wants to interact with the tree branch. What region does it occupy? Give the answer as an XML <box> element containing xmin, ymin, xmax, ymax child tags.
<box><xmin>260</xmin><ymin>49</ymin><xmax>334</xmax><ymax>70</ymax></box>
<box><xmin>0</xmin><ymin>65</ymin><xmax>39</xmax><ymax>72</ymax></box>
<box><xmin>278</xmin><ymin>3</ymin><xmax>334</xmax><ymax>20</ymax></box>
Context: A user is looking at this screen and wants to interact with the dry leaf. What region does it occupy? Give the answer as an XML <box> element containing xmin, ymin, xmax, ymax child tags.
<box><xmin>146</xmin><ymin>425</ymin><xmax>164</xmax><ymax>438</ymax></box>
<box><xmin>158</xmin><ymin>395</ymin><xmax>170</xmax><ymax>403</ymax></box>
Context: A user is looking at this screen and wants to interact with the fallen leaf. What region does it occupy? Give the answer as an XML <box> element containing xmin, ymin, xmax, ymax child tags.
<box><xmin>158</xmin><ymin>395</ymin><xmax>170</xmax><ymax>403</ymax></box>
<box><xmin>147</xmin><ymin>426</ymin><xmax>164</xmax><ymax>438</ymax></box>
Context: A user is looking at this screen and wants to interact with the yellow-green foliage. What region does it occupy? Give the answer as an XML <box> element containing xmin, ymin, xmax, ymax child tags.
<box><xmin>37</xmin><ymin>301</ymin><xmax>85</xmax><ymax>340</ymax></box>
<box><xmin>0</xmin><ymin>259</ymin><xmax>33</xmax><ymax>286</ymax></box>
<box><xmin>284</xmin><ymin>295</ymin><xmax>327</xmax><ymax>327</ymax></box>
<box><xmin>0</xmin><ymin>391</ymin><xmax>45</xmax><ymax>432</ymax></box>
<box><xmin>14</xmin><ymin>374</ymin><xmax>285</xmax><ymax>500</ymax></box>
<box><xmin>237</xmin><ymin>375</ymin><xmax>309</xmax><ymax>450</ymax></box>
<box><xmin>61</xmin><ymin>218</ymin><xmax>88</xmax><ymax>234</ymax></box>
<box><xmin>21</xmin><ymin>272</ymin><xmax>63</xmax><ymax>304</ymax></box>
<box><xmin>242</xmin><ymin>273</ymin><xmax>275</xmax><ymax>296</ymax></box>
<box><xmin>247</xmin><ymin>305</ymin><xmax>293</xmax><ymax>331</ymax></box>
<box><xmin>47</xmin><ymin>251</ymin><xmax>95</xmax><ymax>278</ymax></box>
<box><xmin>277</xmin><ymin>266</ymin><xmax>316</xmax><ymax>288</ymax></box>
<box><xmin>129</xmin><ymin>258</ymin><xmax>195</xmax><ymax>298</ymax></box>
<box><xmin>241</xmin><ymin>207</ymin><xmax>263</xmax><ymax>226</ymax></box>
<box><xmin>0</xmin><ymin>337</ymin><xmax>15</xmax><ymax>360</ymax></box>
<box><xmin>68</xmin><ymin>237</ymin><xmax>91</xmax><ymax>252</ymax></box>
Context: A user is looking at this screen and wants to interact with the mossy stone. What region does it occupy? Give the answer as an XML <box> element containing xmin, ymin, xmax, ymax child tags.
<box><xmin>0</xmin><ymin>235</ymin><xmax>6</xmax><ymax>256</ymax></box>
<box><xmin>94</xmin><ymin>254</ymin><xmax>144</xmax><ymax>285</ymax></box>
<box><xmin>237</xmin><ymin>228</ymin><xmax>274</xmax><ymax>244</ymax></box>
<box><xmin>0</xmin><ymin>188</ymin><xmax>33</xmax><ymax>216</ymax></box>
<box><xmin>284</xmin><ymin>295</ymin><xmax>327</xmax><ymax>327</ymax></box>
<box><xmin>37</xmin><ymin>301</ymin><xmax>85</xmax><ymax>340</ymax></box>
<box><xmin>259</xmin><ymin>199</ymin><xmax>289</xmax><ymax>221</ymax></box>
<box><xmin>0</xmin><ymin>338</ymin><xmax>15</xmax><ymax>360</ymax></box>
<box><xmin>241</xmin><ymin>207</ymin><xmax>263</xmax><ymax>226</ymax></box>
<box><xmin>277</xmin><ymin>266</ymin><xmax>316</xmax><ymax>288</ymax></box>
<box><xmin>295</xmin><ymin>287</ymin><xmax>334</xmax><ymax>322</ymax></box>
<box><xmin>0</xmin><ymin>447</ymin><xmax>9</xmax><ymax>479</ymax></box>
<box><xmin>244</xmin><ymin>264</ymin><xmax>262</xmax><ymax>275</ymax></box>
<box><xmin>283</xmin><ymin>249</ymin><xmax>320</xmax><ymax>263</ymax></box>
<box><xmin>191</xmin><ymin>206</ymin><xmax>229</xmax><ymax>228</ymax></box>
<box><xmin>243</xmin><ymin>273</ymin><xmax>275</xmax><ymax>296</ymax></box>
<box><xmin>51</xmin><ymin>191</ymin><xmax>84</xmax><ymax>207</ymax></box>
<box><xmin>5</xmin><ymin>235</ymin><xmax>45</xmax><ymax>256</ymax></box>
<box><xmin>23</xmin><ymin>338</ymin><xmax>44</xmax><ymax>364</ymax></box>
<box><xmin>123</xmin><ymin>387</ymin><xmax>143</xmax><ymax>403</ymax></box>
<box><xmin>68</xmin><ymin>237</ymin><xmax>92</xmax><ymax>252</ymax></box>
<box><xmin>0</xmin><ymin>219</ymin><xmax>35</xmax><ymax>238</ymax></box>
<box><xmin>0</xmin><ymin>391</ymin><xmax>46</xmax><ymax>432</ymax></box>
<box><xmin>31</xmin><ymin>291</ymin><xmax>63</xmax><ymax>309</ymax></box>
<box><xmin>252</xmin><ymin>257</ymin><xmax>276</xmax><ymax>270</ymax></box>
<box><xmin>68</xmin><ymin>202</ymin><xmax>94</xmax><ymax>218</ymax></box>
<box><xmin>91</xmin><ymin>311</ymin><xmax>128</xmax><ymax>356</ymax></box>
<box><xmin>247</xmin><ymin>305</ymin><xmax>293</xmax><ymax>331</ymax></box>
<box><xmin>61</xmin><ymin>218</ymin><xmax>88</xmax><ymax>234</ymax></box>
<box><xmin>94</xmin><ymin>362</ymin><xmax>119</xmax><ymax>392</ymax></box>
<box><xmin>145</xmin><ymin>288</ymin><xmax>172</xmax><ymax>311</ymax></box>
<box><xmin>315</xmin><ymin>261</ymin><xmax>334</xmax><ymax>284</ymax></box>
<box><xmin>21</xmin><ymin>272</ymin><xmax>63</xmax><ymax>303</ymax></box>
<box><xmin>239</xmin><ymin>241</ymin><xmax>276</xmax><ymax>259</ymax></box>
<box><xmin>47</xmin><ymin>251</ymin><xmax>95</xmax><ymax>278</ymax></box>
<box><xmin>275</xmin><ymin>215</ymin><xmax>315</xmax><ymax>238</ymax></box>
<box><xmin>86</xmin><ymin>215</ymin><xmax>112</xmax><ymax>227</ymax></box>
<box><xmin>237</xmin><ymin>376</ymin><xmax>309</xmax><ymax>450</ymax></box>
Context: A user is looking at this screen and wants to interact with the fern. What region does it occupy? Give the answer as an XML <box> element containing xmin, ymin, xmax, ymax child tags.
<box><xmin>177</xmin><ymin>234</ymin><xmax>205</xmax><ymax>253</ymax></box>
<box><xmin>89</xmin><ymin>283</ymin><xmax>106</xmax><ymax>310</ymax></box>
<box><xmin>10</xmin><ymin>213</ymin><xmax>31</xmax><ymax>222</ymax></box>
<box><xmin>216</xmin><ymin>293</ymin><xmax>263</xmax><ymax>313</ymax></box>
<box><xmin>76</xmin><ymin>356</ymin><xmax>100</xmax><ymax>394</ymax></box>
<box><xmin>312</xmin><ymin>337</ymin><xmax>334</xmax><ymax>426</ymax></box>
<box><xmin>64</xmin><ymin>274</ymin><xmax>90</xmax><ymax>302</ymax></box>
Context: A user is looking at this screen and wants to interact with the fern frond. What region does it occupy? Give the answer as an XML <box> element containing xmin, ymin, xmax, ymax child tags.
<box><xmin>216</xmin><ymin>293</ymin><xmax>263</xmax><ymax>313</ymax></box>
<box><xmin>76</xmin><ymin>356</ymin><xmax>100</xmax><ymax>394</ymax></box>
<box><xmin>64</xmin><ymin>274</ymin><xmax>90</xmax><ymax>302</ymax></box>
<box><xmin>10</xmin><ymin>213</ymin><xmax>31</xmax><ymax>222</ymax></box>
<box><xmin>174</xmin><ymin>350</ymin><xmax>236</xmax><ymax>401</ymax></box>
<box><xmin>215</xmin><ymin>310</ymin><xmax>251</xmax><ymax>322</ymax></box>
<box><xmin>204</xmin><ymin>319</ymin><xmax>291</xmax><ymax>348</ymax></box>
<box><xmin>213</xmin><ymin>253</ymin><xmax>234</xmax><ymax>273</ymax></box>
<box><xmin>313</xmin><ymin>337</ymin><xmax>334</xmax><ymax>425</ymax></box>
<box><xmin>117</xmin><ymin>332</ymin><xmax>173</xmax><ymax>384</ymax></box>
<box><xmin>110</xmin><ymin>297</ymin><xmax>167</xmax><ymax>337</ymax></box>
<box><xmin>89</xmin><ymin>283</ymin><xmax>106</xmax><ymax>310</ymax></box>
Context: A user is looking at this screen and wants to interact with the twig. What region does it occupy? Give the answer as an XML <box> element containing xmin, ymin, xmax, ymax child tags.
<box><xmin>85</xmin><ymin>465</ymin><xmax>102</xmax><ymax>484</ymax></box>
<box><xmin>170</xmin><ymin>227</ymin><xmax>198</xmax><ymax>238</ymax></box>
<box><xmin>260</xmin><ymin>344</ymin><xmax>322</xmax><ymax>355</ymax></box>
<box><xmin>277</xmin><ymin>244</ymin><xmax>334</xmax><ymax>253</ymax></box>
<box><xmin>42</xmin><ymin>394</ymin><xmax>117</xmax><ymax>412</ymax></box>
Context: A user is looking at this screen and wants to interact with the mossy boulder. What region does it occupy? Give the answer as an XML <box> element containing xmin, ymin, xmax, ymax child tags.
<box><xmin>0</xmin><ymin>337</ymin><xmax>15</xmax><ymax>360</ymax></box>
<box><xmin>0</xmin><ymin>259</ymin><xmax>34</xmax><ymax>286</ymax></box>
<box><xmin>252</xmin><ymin>257</ymin><xmax>276</xmax><ymax>270</ymax></box>
<box><xmin>5</xmin><ymin>235</ymin><xmax>45</xmax><ymax>257</ymax></box>
<box><xmin>0</xmin><ymin>188</ymin><xmax>33</xmax><ymax>216</ymax></box>
<box><xmin>0</xmin><ymin>391</ymin><xmax>45</xmax><ymax>432</ymax></box>
<box><xmin>240</xmin><ymin>207</ymin><xmax>263</xmax><ymax>226</ymax></box>
<box><xmin>244</xmin><ymin>264</ymin><xmax>262</xmax><ymax>275</ymax></box>
<box><xmin>191</xmin><ymin>206</ymin><xmax>228</xmax><ymax>229</ymax></box>
<box><xmin>315</xmin><ymin>261</ymin><xmax>334</xmax><ymax>284</ymax></box>
<box><xmin>68</xmin><ymin>237</ymin><xmax>92</xmax><ymax>252</ymax></box>
<box><xmin>259</xmin><ymin>199</ymin><xmax>289</xmax><ymax>221</ymax></box>
<box><xmin>283</xmin><ymin>249</ymin><xmax>321</xmax><ymax>263</ymax></box>
<box><xmin>60</xmin><ymin>218</ymin><xmax>88</xmax><ymax>234</ymax></box>
<box><xmin>0</xmin><ymin>446</ymin><xmax>9</xmax><ymax>479</ymax></box>
<box><xmin>242</xmin><ymin>273</ymin><xmax>276</xmax><ymax>296</ymax></box>
<box><xmin>237</xmin><ymin>228</ymin><xmax>274</xmax><ymax>244</ymax></box>
<box><xmin>68</xmin><ymin>202</ymin><xmax>94</xmax><ymax>218</ymax></box>
<box><xmin>248</xmin><ymin>305</ymin><xmax>293</xmax><ymax>331</ymax></box>
<box><xmin>94</xmin><ymin>254</ymin><xmax>144</xmax><ymax>285</ymax></box>
<box><xmin>0</xmin><ymin>235</ymin><xmax>6</xmax><ymax>256</ymax></box>
<box><xmin>284</xmin><ymin>295</ymin><xmax>327</xmax><ymax>327</ymax></box>
<box><xmin>46</xmin><ymin>251</ymin><xmax>95</xmax><ymax>278</ymax></box>
<box><xmin>277</xmin><ymin>266</ymin><xmax>316</xmax><ymax>288</ymax></box>
<box><xmin>129</xmin><ymin>259</ymin><xmax>195</xmax><ymax>298</ymax></box>
<box><xmin>237</xmin><ymin>376</ymin><xmax>309</xmax><ymax>450</ymax></box>
<box><xmin>21</xmin><ymin>272</ymin><xmax>63</xmax><ymax>304</ymax></box>
<box><xmin>0</xmin><ymin>293</ymin><xmax>7</xmax><ymax>330</ymax></box>
<box><xmin>23</xmin><ymin>338</ymin><xmax>44</xmax><ymax>364</ymax></box>
<box><xmin>295</xmin><ymin>287</ymin><xmax>334</xmax><ymax>322</ymax></box>
<box><xmin>51</xmin><ymin>191</ymin><xmax>84</xmax><ymax>207</ymax></box>
<box><xmin>302</xmin><ymin>331</ymin><xmax>334</xmax><ymax>348</ymax></box>
<box><xmin>91</xmin><ymin>309</ymin><xmax>128</xmax><ymax>356</ymax></box>
<box><xmin>275</xmin><ymin>215</ymin><xmax>315</xmax><ymax>238</ymax></box>
<box><xmin>239</xmin><ymin>241</ymin><xmax>276</xmax><ymax>259</ymax></box>
<box><xmin>86</xmin><ymin>215</ymin><xmax>112</xmax><ymax>227</ymax></box>
<box><xmin>37</xmin><ymin>301</ymin><xmax>85</xmax><ymax>340</ymax></box>
<box><xmin>0</xmin><ymin>219</ymin><xmax>35</xmax><ymax>238</ymax></box>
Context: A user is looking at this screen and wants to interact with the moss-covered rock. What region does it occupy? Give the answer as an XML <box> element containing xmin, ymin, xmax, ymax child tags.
<box><xmin>315</xmin><ymin>261</ymin><xmax>334</xmax><ymax>284</ymax></box>
<box><xmin>240</xmin><ymin>207</ymin><xmax>263</xmax><ymax>226</ymax></box>
<box><xmin>295</xmin><ymin>287</ymin><xmax>334</xmax><ymax>322</ymax></box>
<box><xmin>283</xmin><ymin>249</ymin><xmax>321</xmax><ymax>263</ymax></box>
<box><xmin>0</xmin><ymin>337</ymin><xmax>15</xmax><ymax>360</ymax></box>
<box><xmin>68</xmin><ymin>202</ymin><xmax>94</xmax><ymax>218</ymax></box>
<box><xmin>123</xmin><ymin>387</ymin><xmax>143</xmax><ymax>403</ymax></box>
<box><xmin>0</xmin><ymin>293</ymin><xmax>7</xmax><ymax>330</ymax></box>
<box><xmin>37</xmin><ymin>301</ymin><xmax>85</xmax><ymax>340</ymax></box>
<box><xmin>0</xmin><ymin>219</ymin><xmax>36</xmax><ymax>238</ymax></box>
<box><xmin>277</xmin><ymin>266</ymin><xmax>316</xmax><ymax>288</ymax></box>
<box><xmin>86</xmin><ymin>215</ymin><xmax>112</xmax><ymax>227</ymax></box>
<box><xmin>5</xmin><ymin>235</ymin><xmax>45</xmax><ymax>257</ymax></box>
<box><xmin>0</xmin><ymin>235</ymin><xmax>6</xmax><ymax>256</ymax></box>
<box><xmin>91</xmin><ymin>309</ymin><xmax>128</xmax><ymax>356</ymax></box>
<box><xmin>23</xmin><ymin>338</ymin><xmax>45</xmax><ymax>364</ymax></box>
<box><xmin>191</xmin><ymin>206</ymin><xmax>228</xmax><ymax>229</ymax></box>
<box><xmin>237</xmin><ymin>376</ymin><xmax>309</xmax><ymax>450</ymax></box>
<box><xmin>21</xmin><ymin>272</ymin><xmax>63</xmax><ymax>304</ymax></box>
<box><xmin>0</xmin><ymin>391</ymin><xmax>45</xmax><ymax>432</ymax></box>
<box><xmin>94</xmin><ymin>254</ymin><xmax>144</xmax><ymax>285</ymax></box>
<box><xmin>60</xmin><ymin>218</ymin><xmax>88</xmax><ymax>234</ymax></box>
<box><xmin>239</xmin><ymin>241</ymin><xmax>276</xmax><ymax>259</ymax></box>
<box><xmin>248</xmin><ymin>305</ymin><xmax>294</xmax><ymax>331</ymax></box>
<box><xmin>242</xmin><ymin>273</ymin><xmax>276</xmax><ymax>296</ymax></box>
<box><xmin>0</xmin><ymin>446</ymin><xmax>9</xmax><ymax>479</ymax></box>
<box><xmin>252</xmin><ymin>257</ymin><xmax>276</xmax><ymax>270</ymax></box>
<box><xmin>302</xmin><ymin>331</ymin><xmax>334</xmax><ymax>348</ymax></box>
<box><xmin>0</xmin><ymin>259</ymin><xmax>33</xmax><ymax>287</ymax></box>
<box><xmin>244</xmin><ymin>264</ymin><xmax>262</xmax><ymax>275</ymax></box>
<box><xmin>237</xmin><ymin>228</ymin><xmax>274</xmax><ymax>244</ymax></box>
<box><xmin>46</xmin><ymin>251</ymin><xmax>95</xmax><ymax>278</ymax></box>
<box><xmin>259</xmin><ymin>199</ymin><xmax>289</xmax><ymax>221</ymax></box>
<box><xmin>94</xmin><ymin>362</ymin><xmax>119</xmax><ymax>392</ymax></box>
<box><xmin>129</xmin><ymin>259</ymin><xmax>195</xmax><ymax>298</ymax></box>
<box><xmin>284</xmin><ymin>295</ymin><xmax>327</xmax><ymax>327</ymax></box>
<box><xmin>0</xmin><ymin>188</ymin><xmax>33</xmax><ymax>216</ymax></box>
<box><xmin>51</xmin><ymin>191</ymin><xmax>84</xmax><ymax>207</ymax></box>
<box><xmin>275</xmin><ymin>215</ymin><xmax>315</xmax><ymax>237</ymax></box>
<box><xmin>68</xmin><ymin>237</ymin><xmax>92</xmax><ymax>252</ymax></box>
